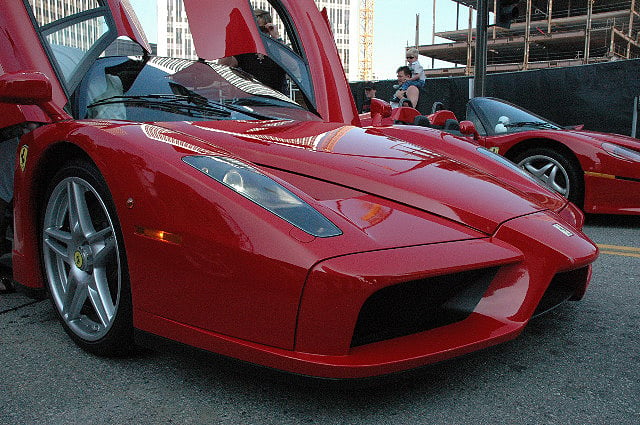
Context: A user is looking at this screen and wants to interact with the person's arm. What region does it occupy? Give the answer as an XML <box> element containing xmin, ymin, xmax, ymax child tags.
<box><xmin>410</xmin><ymin>63</ymin><xmax>423</xmax><ymax>81</ymax></box>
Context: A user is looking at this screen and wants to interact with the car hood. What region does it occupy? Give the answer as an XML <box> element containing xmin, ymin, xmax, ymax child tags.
<box><xmin>157</xmin><ymin>120</ymin><xmax>549</xmax><ymax>234</ymax></box>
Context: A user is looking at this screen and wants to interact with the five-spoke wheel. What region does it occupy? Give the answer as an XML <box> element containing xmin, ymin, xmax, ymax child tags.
<box><xmin>513</xmin><ymin>147</ymin><xmax>583</xmax><ymax>206</ymax></box>
<box><xmin>42</xmin><ymin>160</ymin><xmax>133</xmax><ymax>355</ymax></box>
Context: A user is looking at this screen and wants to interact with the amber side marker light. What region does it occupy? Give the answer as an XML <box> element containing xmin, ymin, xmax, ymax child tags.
<box><xmin>584</xmin><ymin>171</ymin><xmax>615</xmax><ymax>180</ymax></box>
<box><xmin>134</xmin><ymin>226</ymin><xmax>182</xmax><ymax>245</ymax></box>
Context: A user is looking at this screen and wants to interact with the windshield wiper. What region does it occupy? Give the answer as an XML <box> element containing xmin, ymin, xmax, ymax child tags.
<box><xmin>507</xmin><ymin>121</ymin><xmax>556</xmax><ymax>129</ymax></box>
<box><xmin>89</xmin><ymin>93</ymin><xmax>283</xmax><ymax>121</ymax></box>
<box><xmin>90</xmin><ymin>94</ymin><xmax>209</xmax><ymax>106</ymax></box>
<box><xmin>88</xmin><ymin>95</ymin><xmax>233</xmax><ymax>118</ymax></box>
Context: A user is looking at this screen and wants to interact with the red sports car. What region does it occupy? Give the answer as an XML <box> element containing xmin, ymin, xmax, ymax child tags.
<box><xmin>368</xmin><ymin>97</ymin><xmax>640</xmax><ymax>215</ymax></box>
<box><xmin>1</xmin><ymin>0</ymin><xmax>597</xmax><ymax>379</ymax></box>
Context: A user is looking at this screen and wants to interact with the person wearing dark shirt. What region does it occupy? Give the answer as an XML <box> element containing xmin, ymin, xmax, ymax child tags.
<box><xmin>391</xmin><ymin>66</ymin><xmax>419</xmax><ymax>108</ymax></box>
<box><xmin>361</xmin><ymin>81</ymin><xmax>377</xmax><ymax>113</ymax></box>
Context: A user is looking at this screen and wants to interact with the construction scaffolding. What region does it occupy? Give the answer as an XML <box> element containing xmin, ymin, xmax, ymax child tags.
<box><xmin>419</xmin><ymin>0</ymin><xmax>640</xmax><ymax>76</ymax></box>
<box><xmin>359</xmin><ymin>0</ymin><xmax>375</xmax><ymax>80</ymax></box>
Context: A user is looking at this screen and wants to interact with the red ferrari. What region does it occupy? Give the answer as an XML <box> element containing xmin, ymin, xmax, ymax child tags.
<box><xmin>1</xmin><ymin>0</ymin><xmax>597</xmax><ymax>379</ymax></box>
<box><xmin>367</xmin><ymin>97</ymin><xmax>640</xmax><ymax>215</ymax></box>
<box><xmin>463</xmin><ymin>97</ymin><xmax>640</xmax><ymax>215</ymax></box>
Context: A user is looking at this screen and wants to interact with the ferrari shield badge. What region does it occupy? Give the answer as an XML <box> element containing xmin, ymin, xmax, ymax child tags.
<box><xmin>19</xmin><ymin>145</ymin><xmax>28</xmax><ymax>172</ymax></box>
<box><xmin>74</xmin><ymin>251</ymin><xmax>84</xmax><ymax>269</ymax></box>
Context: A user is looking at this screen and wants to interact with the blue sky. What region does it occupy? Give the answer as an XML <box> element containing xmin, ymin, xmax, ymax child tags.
<box><xmin>128</xmin><ymin>0</ymin><xmax>468</xmax><ymax>79</ymax></box>
<box><xmin>372</xmin><ymin>0</ymin><xmax>464</xmax><ymax>78</ymax></box>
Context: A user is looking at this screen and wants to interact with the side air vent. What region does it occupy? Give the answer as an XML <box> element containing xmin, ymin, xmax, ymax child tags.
<box><xmin>351</xmin><ymin>267</ymin><xmax>499</xmax><ymax>347</ymax></box>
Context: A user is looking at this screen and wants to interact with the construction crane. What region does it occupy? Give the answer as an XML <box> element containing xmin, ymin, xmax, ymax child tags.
<box><xmin>359</xmin><ymin>0</ymin><xmax>374</xmax><ymax>80</ymax></box>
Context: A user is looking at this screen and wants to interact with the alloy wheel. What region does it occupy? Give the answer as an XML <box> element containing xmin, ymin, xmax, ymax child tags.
<box><xmin>43</xmin><ymin>176</ymin><xmax>121</xmax><ymax>342</ymax></box>
<box><xmin>517</xmin><ymin>154</ymin><xmax>570</xmax><ymax>197</ymax></box>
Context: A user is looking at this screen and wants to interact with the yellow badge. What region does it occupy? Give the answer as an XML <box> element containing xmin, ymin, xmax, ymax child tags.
<box><xmin>19</xmin><ymin>145</ymin><xmax>28</xmax><ymax>172</ymax></box>
<box><xmin>489</xmin><ymin>147</ymin><xmax>500</xmax><ymax>154</ymax></box>
<box><xmin>74</xmin><ymin>251</ymin><xmax>83</xmax><ymax>269</ymax></box>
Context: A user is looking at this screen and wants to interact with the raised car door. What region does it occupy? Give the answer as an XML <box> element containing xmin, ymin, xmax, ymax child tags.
<box><xmin>183</xmin><ymin>0</ymin><xmax>359</xmax><ymax>125</ymax></box>
<box><xmin>105</xmin><ymin>0</ymin><xmax>151</xmax><ymax>53</ymax></box>
<box><xmin>0</xmin><ymin>0</ymin><xmax>150</xmax><ymax>128</ymax></box>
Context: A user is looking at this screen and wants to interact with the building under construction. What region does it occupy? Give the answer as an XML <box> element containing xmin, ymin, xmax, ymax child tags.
<box><xmin>419</xmin><ymin>0</ymin><xmax>640</xmax><ymax>76</ymax></box>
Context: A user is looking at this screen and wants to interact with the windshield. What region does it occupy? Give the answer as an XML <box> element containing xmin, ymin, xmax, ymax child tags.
<box><xmin>468</xmin><ymin>97</ymin><xmax>562</xmax><ymax>136</ymax></box>
<box><xmin>75</xmin><ymin>56</ymin><xmax>321</xmax><ymax>123</ymax></box>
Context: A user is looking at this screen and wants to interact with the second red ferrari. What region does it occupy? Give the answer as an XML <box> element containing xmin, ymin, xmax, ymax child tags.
<box><xmin>365</xmin><ymin>97</ymin><xmax>640</xmax><ymax>215</ymax></box>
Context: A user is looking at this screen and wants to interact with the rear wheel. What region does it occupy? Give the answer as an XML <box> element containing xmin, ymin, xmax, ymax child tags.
<box><xmin>42</xmin><ymin>159</ymin><xmax>133</xmax><ymax>356</ymax></box>
<box><xmin>513</xmin><ymin>147</ymin><xmax>583</xmax><ymax>206</ymax></box>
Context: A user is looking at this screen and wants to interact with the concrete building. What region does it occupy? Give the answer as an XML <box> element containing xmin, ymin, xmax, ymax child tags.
<box><xmin>28</xmin><ymin>0</ymin><xmax>106</xmax><ymax>51</ymax></box>
<box><xmin>419</xmin><ymin>0</ymin><xmax>640</xmax><ymax>76</ymax></box>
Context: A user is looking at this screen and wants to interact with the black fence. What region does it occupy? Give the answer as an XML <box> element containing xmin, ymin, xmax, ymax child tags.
<box><xmin>351</xmin><ymin>59</ymin><xmax>640</xmax><ymax>138</ymax></box>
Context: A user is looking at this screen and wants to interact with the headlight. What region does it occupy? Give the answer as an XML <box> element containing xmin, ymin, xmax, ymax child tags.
<box><xmin>602</xmin><ymin>143</ymin><xmax>640</xmax><ymax>162</ymax></box>
<box><xmin>183</xmin><ymin>155</ymin><xmax>342</xmax><ymax>238</ymax></box>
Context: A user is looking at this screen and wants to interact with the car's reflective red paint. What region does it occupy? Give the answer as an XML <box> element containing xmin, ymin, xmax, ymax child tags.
<box><xmin>368</xmin><ymin>100</ymin><xmax>640</xmax><ymax>215</ymax></box>
<box><xmin>3</xmin><ymin>0</ymin><xmax>598</xmax><ymax>379</ymax></box>
<box><xmin>483</xmin><ymin>128</ymin><xmax>640</xmax><ymax>215</ymax></box>
<box><xmin>159</xmin><ymin>120</ymin><xmax>559</xmax><ymax>234</ymax></box>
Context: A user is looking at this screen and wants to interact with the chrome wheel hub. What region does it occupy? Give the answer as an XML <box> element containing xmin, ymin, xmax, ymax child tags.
<box><xmin>517</xmin><ymin>154</ymin><xmax>570</xmax><ymax>197</ymax></box>
<box><xmin>73</xmin><ymin>245</ymin><xmax>93</xmax><ymax>271</ymax></box>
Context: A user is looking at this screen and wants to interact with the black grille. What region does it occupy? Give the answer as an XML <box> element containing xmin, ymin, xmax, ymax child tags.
<box><xmin>533</xmin><ymin>266</ymin><xmax>590</xmax><ymax>317</ymax></box>
<box><xmin>351</xmin><ymin>267</ymin><xmax>499</xmax><ymax>347</ymax></box>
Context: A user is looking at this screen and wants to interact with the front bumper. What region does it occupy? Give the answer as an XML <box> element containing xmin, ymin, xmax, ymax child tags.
<box><xmin>135</xmin><ymin>211</ymin><xmax>597</xmax><ymax>379</ymax></box>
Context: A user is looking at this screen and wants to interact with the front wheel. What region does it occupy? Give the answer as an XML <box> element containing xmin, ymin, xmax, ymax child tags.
<box><xmin>513</xmin><ymin>147</ymin><xmax>584</xmax><ymax>207</ymax></box>
<box><xmin>41</xmin><ymin>159</ymin><xmax>134</xmax><ymax>356</ymax></box>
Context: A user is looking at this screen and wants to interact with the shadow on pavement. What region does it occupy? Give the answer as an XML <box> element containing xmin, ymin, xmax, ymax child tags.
<box><xmin>585</xmin><ymin>214</ymin><xmax>640</xmax><ymax>228</ymax></box>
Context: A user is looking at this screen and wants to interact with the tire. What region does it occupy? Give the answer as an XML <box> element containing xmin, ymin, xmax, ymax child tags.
<box><xmin>513</xmin><ymin>147</ymin><xmax>584</xmax><ymax>206</ymax></box>
<box><xmin>41</xmin><ymin>159</ymin><xmax>134</xmax><ymax>356</ymax></box>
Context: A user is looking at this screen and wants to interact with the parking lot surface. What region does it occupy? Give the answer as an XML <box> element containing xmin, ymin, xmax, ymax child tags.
<box><xmin>1</xmin><ymin>215</ymin><xmax>638</xmax><ymax>425</ymax></box>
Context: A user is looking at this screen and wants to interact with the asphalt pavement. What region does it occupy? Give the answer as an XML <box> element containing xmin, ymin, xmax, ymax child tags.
<box><xmin>1</xmin><ymin>214</ymin><xmax>638</xmax><ymax>425</ymax></box>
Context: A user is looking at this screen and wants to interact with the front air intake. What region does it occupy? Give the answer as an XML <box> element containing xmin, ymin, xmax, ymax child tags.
<box><xmin>533</xmin><ymin>266</ymin><xmax>591</xmax><ymax>316</ymax></box>
<box><xmin>351</xmin><ymin>267</ymin><xmax>499</xmax><ymax>347</ymax></box>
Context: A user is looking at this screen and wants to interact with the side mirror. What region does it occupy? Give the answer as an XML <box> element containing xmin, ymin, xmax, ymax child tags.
<box><xmin>369</xmin><ymin>98</ymin><xmax>392</xmax><ymax>126</ymax></box>
<box><xmin>0</xmin><ymin>71</ymin><xmax>66</xmax><ymax>121</ymax></box>
<box><xmin>0</xmin><ymin>71</ymin><xmax>52</xmax><ymax>105</ymax></box>
<box><xmin>459</xmin><ymin>120</ymin><xmax>480</xmax><ymax>141</ymax></box>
